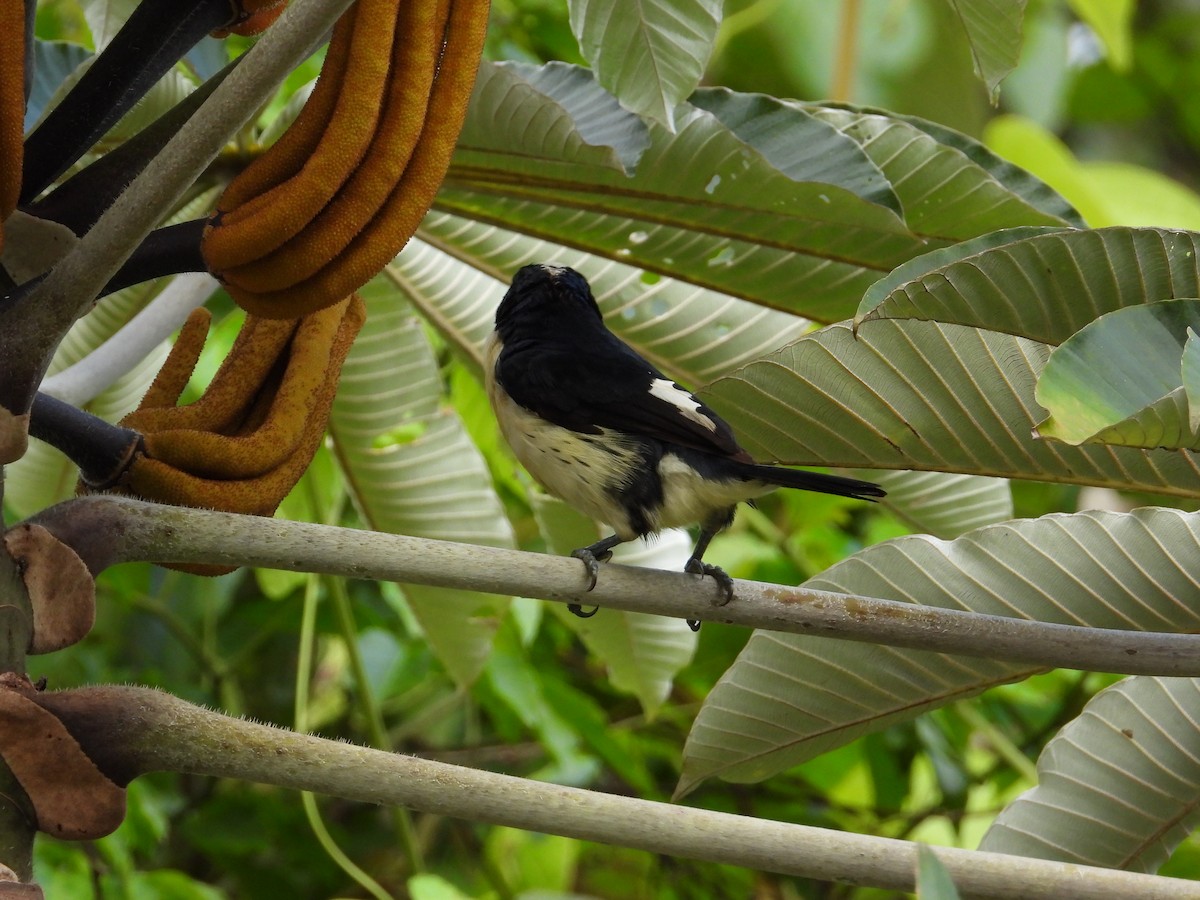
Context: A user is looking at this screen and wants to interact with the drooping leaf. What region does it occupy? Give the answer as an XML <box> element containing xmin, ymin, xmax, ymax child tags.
<box><xmin>446</xmin><ymin>62</ymin><xmax>932</xmax><ymax>323</ymax></box>
<box><xmin>677</xmin><ymin>507</ymin><xmax>1200</xmax><ymax>796</ymax></box>
<box><xmin>857</xmin><ymin>227</ymin><xmax>1200</xmax><ymax>345</ymax></box>
<box><xmin>688</xmin><ymin>89</ymin><xmax>900</xmax><ymax>214</ymax></box>
<box><xmin>799</xmin><ymin>104</ymin><xmax>1067</xmax><ymax>236</ymax></box>
<box><xmin>946</xmin><ymin>0</ymin><xmax>1027</xmax><ymax>102</ymax></box>
<box><xmin>329</xmin><ymin>278</ymin><xmax>515</xmax><ymax>686</ymax></box>
<box><xmin>1035</xmin><ymin>300</ymin><xmax>1200</xmax><ymax>449</ymax></box>
<box><xmin>568</xmin><ymin>0</ymin><xmax>722</xmax><ymax>130</ymax></box>
<box><xmin>980</xmin><ymin>676</ymin><xmax>1200</xmax><ymax>872</ymax></box>
<box><xmin>698</xmin><ymin>320</ymin><xmax>1200</xmax><ymax>499</ymax></box>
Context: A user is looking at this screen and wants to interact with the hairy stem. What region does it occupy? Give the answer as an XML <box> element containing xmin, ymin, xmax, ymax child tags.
<box><xmin>27</xmin><ymin>495</ymin><xmax>1200</xmax><ymax>678</ymax></box>
<box><xmin>33</xmin><ymin>684</ymin><xmax>1200</xmax><ymax>900</ymax></box>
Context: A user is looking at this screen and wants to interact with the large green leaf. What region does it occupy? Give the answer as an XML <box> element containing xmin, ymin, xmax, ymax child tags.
<box><xmin>870</xmin><ymin>471</ymin><xmax>1012</xmax><ymax>540</ymax></box>
<box><xmin>677</xmin><ymin>507</ymin><xmax>1200</xmax><ymax>796</ymax></box>
<box><xmin>687</xmin><ymin>90</ymin><xmax>900</xmax><ymax>214</ymax></box>
<box><xmin>857</xmin><ymin>227</ymin><xmax>1200</xmax><ymax>345</ymax></box>
<box><xmin>946</xmin><ymin>0</ymin><xmax>1027</xmax><ymax>102</ymax></box>
<box><xmin>445</xmin><ymin>62</ymin><xmax>933</xmax><ymax>322</ymax></box>
<box><xmin>568</xmin><ymin>0</ymin><xmax>721</xmax><ymax>130</ymax></box>
<box><xmin>1035</xmin><ymin>300</ymin><xmax>1200</xmax><ymax>449</ymax></box>
<box><xmin>412</xmin><ymin>211</ymin><xmax>813</xmax><ymax>385</ymax></box>
<box><xmin>329</xmin><ymin>279</ymin><xmax>515</xmax><ymax>686</ymax></box>
<box><xmin>698</xmin><ymin>319</ymin><xmax>1200</xmax><ymax>498</ymax></box>
<box><xmin>883</xmin><ymin>111</ymin><xmax>1084</xmax><ymax>227</ymax></box>
<box><xmin>856</xmin><ymin>226</ymin><xmax>1071</xmax><ymax>320</ymax></box>
<box><xmin>796</xmin><ymin>104</ymin><xmax>1067</xmax><ymax>237</ymax></box>
<box><xmin>980</xmin><ymin>676</ymin><xmax>1200</xmax><ymax>871</ymax></box>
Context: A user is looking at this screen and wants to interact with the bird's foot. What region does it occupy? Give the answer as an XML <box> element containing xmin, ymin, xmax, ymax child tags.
<box><xmin>571</xmin><ymin>546</ymin><xmax>613</xmax><ymax>591</ymax></box>
<box><xmin>685</xmin><ymin>558</ymin><xmax>735</xmax><ymax>606</ymax></box>
<box><xmin>568</xmin><ymin>546</ymin><xmax>613</xmax><ymax>619</ymax></box>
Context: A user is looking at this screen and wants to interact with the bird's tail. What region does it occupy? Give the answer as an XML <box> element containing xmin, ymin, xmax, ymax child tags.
<box><xmin>741</xmin><ymin>463</ymin><xmax>886</xmax><ymax>501</ymax></box>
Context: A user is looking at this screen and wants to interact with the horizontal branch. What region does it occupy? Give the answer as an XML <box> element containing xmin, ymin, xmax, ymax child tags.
<box><xmin>34</xmin><ymin>684</ymin><xmax>1200</xmax><ymax>900</ymax></box>
<box><xmin>28</xmin><ymin>495</ymin><xmax>1200</xmax><ymax>677</ymax></box>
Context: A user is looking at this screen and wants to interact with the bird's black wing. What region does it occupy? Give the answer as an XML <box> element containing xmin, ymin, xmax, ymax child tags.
<box><xmin>496</xmin><ymin>331</ymin><xmax>745</xmax><ymax>458</ymax></box>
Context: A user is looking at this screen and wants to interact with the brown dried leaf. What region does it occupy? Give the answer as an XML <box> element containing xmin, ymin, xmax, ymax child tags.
<box><xmin>3</xmin><ymin>524</ymin><xmax>96</xmax><ymax>654</ymax></box>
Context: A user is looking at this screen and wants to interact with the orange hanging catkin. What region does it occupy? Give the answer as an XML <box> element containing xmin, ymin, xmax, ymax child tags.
<box><xmin>94</xmin><ymin>296</ymin><xmax>365</xmax><ymax>519</ymax></box>
<box><xmin>0</xmin><ymin>2</ymin><xmax>25</xmax><ymax>255</ymax></box>
<box><xmin>202</xmin><ymin>0</ymin><xmax>490</xmax><ymax>319</ymax></box>
<box><xmin>218</xmin><ymin>0</ymin><xmax>450</xmax><ymax>293</ymax></box>
<box><xmin>203</xmin><ymin>0</ymin><xmax>399</xmax><ymax>269</ymax></box>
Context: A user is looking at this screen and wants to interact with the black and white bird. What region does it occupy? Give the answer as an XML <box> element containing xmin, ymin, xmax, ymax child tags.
<box><xmin>486</xmin><ymin>264</ymin><xmax>885</xmax><ymax>615</ymax></box>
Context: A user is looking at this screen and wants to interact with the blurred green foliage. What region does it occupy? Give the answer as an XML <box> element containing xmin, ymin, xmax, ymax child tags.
<box><xmin>19</xmin><ymin>1</ymin><xmax>1200</xmax><ymax>897</ymax></box>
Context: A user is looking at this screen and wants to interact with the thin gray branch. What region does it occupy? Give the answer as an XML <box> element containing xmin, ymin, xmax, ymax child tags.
<box><xmin>30</xmin><ymin>495</ymin><xmax>1200</xmax><ymax>677</ymax></box>
<box><xmin>40</xmin><ymin>273</ymin><xmax>217</xmax><ymax>406</ymax></box>
<box><xmin>50</xmin><ymin>685</ymin><xmax>1200</xmax><ymax>900</ymax></box>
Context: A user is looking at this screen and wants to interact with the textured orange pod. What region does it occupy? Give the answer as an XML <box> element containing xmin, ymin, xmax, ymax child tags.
<box><xmin>122</xmin><ymin>294</ymin><xmax>363</xmax><ymax>511</ymax></box>
<box><xmin>218</xmin><ymin>0</ymin><xmax>449</xmax><ymax>295</ymax></box>
<box><xmin>134</xmin><ymin>308</ymin><xmax>212</xmax><ymax>411</ymax></box>
<box><xmin>214</xmin><ymin>10</ymin><xmax>354</xmax><ymax>213</ymax></box>
<box><xmin>137</xmin><ymin>297</ymin><xmax>353</xmax><ymax>478</ymax></box>
<box><xmin>202</xmin><ymin>0</ymin><xmax>401</xmax><ymax>270</ymax></box>
<box><xmin>222</xmin><ymin>0</ymin><xmax>490</xmax><ymax>318</ymax></box>
<box><xmin>123</xmin><ymin>314</ymin><xmax>297</xmax><ymax>436</ymax></box>
<box><xmin>88</xmin><ymin>295</ymin><xmax>364</xmax><ymax>577</ymax></box>
<box><xmin>0</xmin><ymin>2</ymin><xmax>25</xmax><ymax>255</ymax></box>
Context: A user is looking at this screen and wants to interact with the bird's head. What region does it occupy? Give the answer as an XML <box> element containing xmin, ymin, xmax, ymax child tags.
<box><xmin>495</xmin><ymin>264</ymin><xmax>604</xmax><ymax>340</ymax></box>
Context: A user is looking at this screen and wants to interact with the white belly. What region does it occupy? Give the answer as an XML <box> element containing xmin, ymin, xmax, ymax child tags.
<box><xmin>486</xmin><ymin>336</ymin><xmax>643</xmax><ymax>538</ymax></box>
<box><xmin>655</xmin><ymin>454</ymin><xmax>774</xmax><ymax>528</ymax></box>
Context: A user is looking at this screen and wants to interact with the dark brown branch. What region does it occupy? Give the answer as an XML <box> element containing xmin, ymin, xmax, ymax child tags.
<box><xmin>28</xmin><ymin>395</ymin><xmax>141</xmax><ymax>490</ymax></box>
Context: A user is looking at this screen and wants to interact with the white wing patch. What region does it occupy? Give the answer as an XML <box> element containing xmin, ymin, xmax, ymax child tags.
<box><xmin>649</xmin><ymin>378</ymin><xmax>717</xmax><ymax>432</ymax></box>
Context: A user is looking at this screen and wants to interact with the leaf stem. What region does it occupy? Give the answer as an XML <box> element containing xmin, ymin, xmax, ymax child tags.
<box><xmin>832</xmin><ymin>0</ymin><xmax>861</xmax><ymax>103</ymax></box>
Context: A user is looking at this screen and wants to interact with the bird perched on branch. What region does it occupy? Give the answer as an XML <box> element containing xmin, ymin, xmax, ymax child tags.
<box><xmin>485</xmin><ymin>264</ymin><xmax>885</xmax><ymax>619</ymax></box>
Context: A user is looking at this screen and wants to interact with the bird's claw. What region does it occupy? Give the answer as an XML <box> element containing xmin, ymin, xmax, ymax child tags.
<box><xmin>570</xmin><ymin>547</ymin><xmax>612</xmax><ymax>591</ymax></box>
<box><xmin>568</xmin><ymin>547</ymin><xmax>613</xmax><ymax>619</ymax></box>
<box><xmin>685</xmin><ymin>558</ymin><xmax>735</xmax><ymax>607</ymax></box>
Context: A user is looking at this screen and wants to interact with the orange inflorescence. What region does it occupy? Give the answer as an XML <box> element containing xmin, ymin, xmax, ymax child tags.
<box><xmin>0</xmin><ymin>2</ymin><xmax>25</xmax><ymax>256</ymax></box>
<box><xmin>202</xmin><ymin>0</ymin><xmax>490</xmax><ymax>318</ymax></box>
<box><xmin>84</xmin><ymin>297</ymin><xmax>365</xmax><ymax>569</ymax></box>
<box><xmin>211</xmin><ymin>0</ymin><xmax>291</xmax><ymax>37</ymax></box>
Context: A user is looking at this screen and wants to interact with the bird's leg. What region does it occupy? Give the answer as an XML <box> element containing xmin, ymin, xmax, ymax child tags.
<box><xmin>568</xmin><ymin>533</ymin><xmax>625</xmax><ymax>618</ymax></box>
<box><xmin>685</xmin><ymin>509</ymin><xmax>736</xmax><ymax>607</ymax></box>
